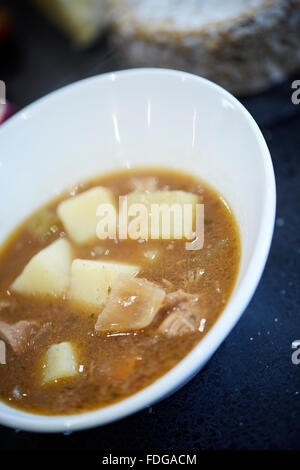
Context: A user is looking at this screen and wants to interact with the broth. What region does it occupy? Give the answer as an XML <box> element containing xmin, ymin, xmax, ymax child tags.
<box><xmin>0</xmin><ymin>167</ymin><xmax>240</xmax><ymax>415</ymax></box>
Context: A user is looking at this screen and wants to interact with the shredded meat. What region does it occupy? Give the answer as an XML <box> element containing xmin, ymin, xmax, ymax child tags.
<box><xmin>158</xmin><ymin>289</ymin><xmax>205</xmax><ymax>336</ymax></box>
<box><xmin>0</xmin><ymin>300</ymin><xmax>14</xmax><ymax>313</ymax></box>
<box><xmin>128</xmin><ymin>176</ymin><xmax>158</xmax><ymax>193</ymax></box>
<box><xmin>30</xmin><ymin>322</ymin><xmax>53</xmax><ymax>348</ymax></box>
<box><xmin>0</xmin><ymin>320</ymin><xmax>39</xmax><ymax>354</ymax></box>
<box><xmin>161</xmin><ymin>289</ymin><xmax>199</xmax><ymax>310</ymax></box>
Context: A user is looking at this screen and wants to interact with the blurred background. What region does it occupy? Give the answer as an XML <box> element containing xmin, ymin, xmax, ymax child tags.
<box><xmin>0</xmin><ymin>0</ymin><xmax>299</xmax><ymax>451</ymax></box>
<box><xmin>1</xmin><ymin>0</ymin><xmax>300</xmax><ymax>108</ymax></box>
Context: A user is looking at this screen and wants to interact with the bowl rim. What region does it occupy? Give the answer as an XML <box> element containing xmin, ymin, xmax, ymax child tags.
<box><xmin>0</xmin><ymin>68</ymin><xmax>276</xmax><ymax>433</ymax></box>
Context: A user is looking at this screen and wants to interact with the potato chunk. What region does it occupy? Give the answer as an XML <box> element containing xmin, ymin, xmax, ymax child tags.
<box><xmin>12</xmin><ymin>239</ymin><xmax>72</xmax><ymax>297</ymax></box>
<box><xmin>70</xmin><ymin>259</ymin><xmax>140</xmax><ymax>307</ymax></box>
<box><xmin>126</xmin><ymin>190</ymin><xmax>198</xmax><ymax>239</ymax></box>
<box><xmin>57</xmin><ymin>186</ymin><xmax>115</xmax><ymax>244</ymax></box>
<box><xmin>95</xmin><ymin>276</ymin><xmax>165</xmax><ymax>332</ymax></box>
<box><xmin>43</xmin><ymin>342</ymin><xmax>77</xmax><ymax>384</ymax></box>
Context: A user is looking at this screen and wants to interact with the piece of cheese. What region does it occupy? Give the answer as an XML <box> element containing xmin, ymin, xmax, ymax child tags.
<box><xmin>126</xmin><ymin>190</ymin><xmax>198</xmax><ymax>239</ymax></box>
<box><xmin>110</xmin><ymin>0</ymin><xmax>300</xmax><ymax>95</ymax></box>
<box><xmin>70</xmin><ymin>259</ymin><xmax>140</xmax><ymax>307</ymax></box>
<box><xmin>57</xmin><ymin>186</ymin><xmax>116</xmax><ymax>244</ymax></box>
<box><xmin>43</xmin><ymin>342</ymin><xmax>77</xmax><ymax>384</ymax></box>
<box><xmin>12</xmin><ymin>238</ymin><xmax>72</xmax><ymax>297</ymax></box>
<box><xmin>32</xmin><ymin>0</ymin><xmax>109</xmax><ymax>46</ymax></box>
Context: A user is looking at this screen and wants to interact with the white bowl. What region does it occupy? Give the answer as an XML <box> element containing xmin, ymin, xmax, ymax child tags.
<box><xmin>0</xmin><ymin>68</ymin><xmax>275</xmax><ymax>433</ymax></box>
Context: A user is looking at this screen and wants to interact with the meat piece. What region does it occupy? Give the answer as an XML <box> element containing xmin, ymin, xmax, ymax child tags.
<box><xmin>95</xmin><ymin>276</ymin><xmax>165</xmax><ymax>333</ymax></box>
<box><xmin>30</xmin><ymin>322</ymin><xmax>53</xmax><ymax>347</ymax></box>
<box><xmin>0</xmin><ymin>320</ymin><xmax>38</xmax><ymax>354</ymax></box>
<box><xmin>0</xmin><ymin>300</ymin><xmax>12</xmax><ymax>312</ymax></box>
<box><xmin>162</xmin><ymin>289</ymin><xmax>199</xmax><ymax>311</ymax></box>
<box><xmin>128</xmin><ymin>176</ymin><xmax>158</xmax><ymax>193</ymax></box>
<box><xmin>158</xmin><ymin>289</ymin><xmax>205</xmax><ymax>336</ymax></box>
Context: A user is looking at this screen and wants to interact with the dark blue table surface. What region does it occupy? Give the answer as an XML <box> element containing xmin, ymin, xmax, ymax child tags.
<box><xmin>0</xmin><ymin>0</ymin><xmax>299</xmax><ymax>451</ymax></box>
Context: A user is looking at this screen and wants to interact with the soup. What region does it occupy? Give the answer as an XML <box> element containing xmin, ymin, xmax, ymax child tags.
<box><xmin>0</xmin><ymin>167</ymin><xmax>240</xmax><ymax>415</ymax></box>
